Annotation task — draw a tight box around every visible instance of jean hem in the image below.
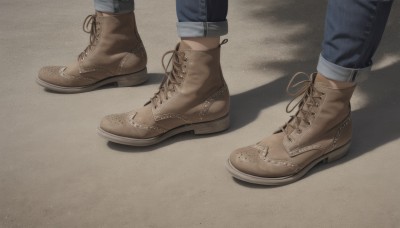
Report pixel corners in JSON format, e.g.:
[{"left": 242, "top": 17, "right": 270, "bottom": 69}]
[
  {"left": 177, "top": 21, "right": 228, "bottom": 37},
  {"left": 317, "top": 54, "right": 371, "bottom": 83},
  {"left": 94, "top": 0, "right": 134, "bottom": 14}
]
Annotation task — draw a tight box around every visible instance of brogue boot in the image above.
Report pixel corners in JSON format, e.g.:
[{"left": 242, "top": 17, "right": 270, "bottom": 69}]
[
  {"left": 98, "top": 40, "right": 230, "bottom": 146},
  {"left": 226, "top": 73, "right": 355, "bottom": 185},
  {"left": 37, "top": 12, "right": 147, "bottom": 93}
]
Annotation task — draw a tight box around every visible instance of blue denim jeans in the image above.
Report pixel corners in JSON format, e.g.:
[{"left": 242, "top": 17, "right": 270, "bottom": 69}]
[
  {"left": 94, "top": 0, "right": 134, "bottom": 14},
  {"left": 93, "top": 0, "right": 393, "bottom": 83},
  {"left": 317, "top": 0, "right": 393, "bottom": 82},
  {"left": 93, "top": 0, "right": 228, "bottom": 38}
]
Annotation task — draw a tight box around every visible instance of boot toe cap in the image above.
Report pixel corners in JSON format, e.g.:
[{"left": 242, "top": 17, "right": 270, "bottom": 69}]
[
  {"left": 229, "top": 146, "right": 264, "bottom": 176},
  {"left": 100, "top": 113, "right": 132, "bottom": 137},
  {"left": 38, "top": 66, "right": 94, "bottom": 88},
  {"left": 38, "top": 66, "right": 65, "bottom": 85},
  {"left": 100, "top": 111, "right": 161, "bottom": 139},
  {"left": 230, "top": 144, "right": 297, "bottom": 178}
]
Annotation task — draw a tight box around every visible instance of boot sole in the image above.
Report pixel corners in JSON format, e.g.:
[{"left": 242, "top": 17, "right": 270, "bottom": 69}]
[
  {"left": 36, "top": 68, "right": 148, "bottom": 93},
  {"left": 97, "top": 114, "right": 230, "bottom": 146},
  {"left": 225, "top": 141, "right": 351, "bottom": 186}
]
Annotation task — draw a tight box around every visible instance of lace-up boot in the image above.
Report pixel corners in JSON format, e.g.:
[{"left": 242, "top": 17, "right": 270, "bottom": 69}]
[
  {"left": 98, "top": 40, "right": 230, "bottom": 146},
  {"left": 226, "top": 73, "right": 355, "bottom": 185},
  {"left": 37, "top": 12, "right": 147, "bottom": 93}
]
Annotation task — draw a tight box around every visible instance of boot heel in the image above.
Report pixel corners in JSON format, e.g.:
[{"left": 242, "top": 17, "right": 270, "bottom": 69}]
[
  {"left": 323, "top": 142, "right": 351, "bottom": 163},
  {"left": 193, "top": 115, "right": 230, "bottom": 135},
  {"left": 117, "top": 68, "right": 148, "bottom": 87}
]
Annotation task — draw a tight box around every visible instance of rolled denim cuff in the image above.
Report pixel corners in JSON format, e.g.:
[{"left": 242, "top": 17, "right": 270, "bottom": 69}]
[
  {"left": 94, "top": 0, "right": 134, "bottom": 14},
  {"left": 177, "top": 21, "right": 228, "bottom": 38},
  {"left": 317, "top": 54, "right": 371, "bottom": 83}
]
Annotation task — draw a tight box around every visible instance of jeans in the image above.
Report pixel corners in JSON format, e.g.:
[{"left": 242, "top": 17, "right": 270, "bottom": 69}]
[
  {"left": 93, "top": 0, "right": 228, "bottom": 38},
  {"left": 317, "top": 0, "right": 393, "bottom": 82},
  {"left": 93, "top": 0, "right": 393, "bottom": 83}
]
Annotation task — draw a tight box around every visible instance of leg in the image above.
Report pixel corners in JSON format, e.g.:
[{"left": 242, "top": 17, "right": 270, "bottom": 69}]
[
  {"left": 37, "top": 0, "right": 148, "bottom": 93},
  {"left": 318, "top": 0, "right": 393, "bottom": 84},
  {"left": 98, "top": 0, "right": 230, "bottom": 146},
  {"left": 227, "top": 0, "right": 393, "bottom": 185}
]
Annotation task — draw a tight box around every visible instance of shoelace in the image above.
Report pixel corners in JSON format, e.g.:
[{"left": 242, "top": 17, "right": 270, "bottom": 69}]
[
  {"left": 282, "top": 72, "right": 325, "bottom": 141},
  {"left": 78, "top": 14, "right": 99, "bottom": 61},
  {"left": 150, "top": 49, "right": 187, "bottom": 109}
]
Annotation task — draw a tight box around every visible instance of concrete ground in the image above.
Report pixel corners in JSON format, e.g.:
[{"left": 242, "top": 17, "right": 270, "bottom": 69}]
[{"left": 1, "top": 0, "right": 400, "bottom": 227}]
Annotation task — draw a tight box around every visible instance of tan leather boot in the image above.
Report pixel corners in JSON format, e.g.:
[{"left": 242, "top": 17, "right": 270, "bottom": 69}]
[
  {"left": 37, "top": 12, "right": 147, "bottom": 93},
  {"left": 226, "top": 73, "right": 355, "bottom": 185},
  {"left": 98, "top": 41, "right": 230, "bottom": 146}
]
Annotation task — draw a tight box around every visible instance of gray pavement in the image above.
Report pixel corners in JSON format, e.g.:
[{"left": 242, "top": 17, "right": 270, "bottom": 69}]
[{"left": 1, "top": 0, "right": 400, "bottom": 227}]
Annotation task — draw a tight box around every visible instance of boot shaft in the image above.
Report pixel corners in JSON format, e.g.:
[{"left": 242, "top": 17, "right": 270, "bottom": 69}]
[
  {"left": 178, "top": 43, "right": 225, "bottom": 100},
  {"left": 153, "top": 43, "right": 229, "bottom": 122},
  {"left": 283, "top": 73, "right": 355, "bottom": 154},
  {"left": 92, "top": 12, "right": 144, "bottom": 56}
]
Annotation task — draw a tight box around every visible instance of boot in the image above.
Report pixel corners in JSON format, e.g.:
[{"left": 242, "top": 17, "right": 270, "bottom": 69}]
[
  {"left": 226, "top": 73, "right": 355, "bottom": 185},
  {"left": 37, "top": 12, "right": 147, "bottom": 93},
  {"left": 98, "top": 40, "right": 230, "bottom": 146}
]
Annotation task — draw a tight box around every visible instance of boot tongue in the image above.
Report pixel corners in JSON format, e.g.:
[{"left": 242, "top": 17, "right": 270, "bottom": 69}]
[
  {"left": 178, "top": 41, "right": 192, "bottom": 51},
  {"left": 314, "top": 73, "right": 331, "bottom": 88},
  {"left": 284, "top": 73, "right": 318, "bottom": 135},
  {"left": 314, "top": 73, "right": 356, "bottom": 89},
  {"left": 151, "top": 41, "right": 189, "bottom": 107}
]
